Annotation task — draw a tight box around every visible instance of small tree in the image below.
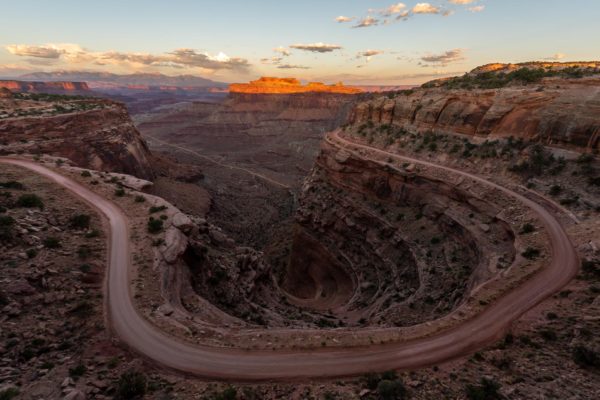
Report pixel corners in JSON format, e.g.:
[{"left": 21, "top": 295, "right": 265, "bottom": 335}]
[{"left": 115, "top": 371, "right": 147, "bottom": 399}]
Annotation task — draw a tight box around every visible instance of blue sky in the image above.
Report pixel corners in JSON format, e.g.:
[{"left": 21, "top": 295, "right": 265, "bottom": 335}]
[{"left": 1, "top": 0, "right": 599, "bottom": 84}]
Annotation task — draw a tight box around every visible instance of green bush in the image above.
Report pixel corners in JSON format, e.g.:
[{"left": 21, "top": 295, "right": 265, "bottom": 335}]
[
  {"left": 69, "top": 364, "right": 87, "bottom": 378},
  {"left": 80, "top": 170, "right": 92, "bottom": 177},
  {"left": 572, "top": 345, "right": 600, "bottom": 369},
  {"left": 521, "top": 247, "right": 540, "bottom": 260},
  {"left": 0, "top": 181, "right": 24, "bottom": 190},
  {"left": 16, "top": 193, "right": 44, "bottom": 209},
  {"left": 0, "top": 387, "right": 19, "bottom": 400},
  {"left": 0, "top": 215, "right": 15, "bottom": 241},
  {"left": 69, "top": 214, "right": 91, "bottom": 229},
  {"left": 115, "top": 187, "right": 126, "bottom": 197},
  {"left": 377, "top": 379, "right": 407, "bottom": 400},
  {"left": 147, "top": 217, "right": 164, "bottom": 234},
  {"left": 149, "top": 205, "right": 167, "bottom": 214},
  {"left": 134, "top": 195, "right": 146, "bottom": 203},
  {"left": 115, "top": 371, "right": 147, "bottom": 399},
  {"left": 520, "top": 223, "right": 535, "bottom": 234},
  {"left": 465, "top": 378, "right": 502, "bottom": 400},
  {"left": 43, "top": 236, "right": 61, "bottom": 248}
]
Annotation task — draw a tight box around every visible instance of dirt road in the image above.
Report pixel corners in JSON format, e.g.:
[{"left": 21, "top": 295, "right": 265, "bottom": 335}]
[{"left": 0, "top": 139, "right": 578, "bottom": 380}]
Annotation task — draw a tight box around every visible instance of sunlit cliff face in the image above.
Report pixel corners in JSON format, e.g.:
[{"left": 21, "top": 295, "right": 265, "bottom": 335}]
[{"left": 229, "top": 77, "right": 363, "bottom": 94}]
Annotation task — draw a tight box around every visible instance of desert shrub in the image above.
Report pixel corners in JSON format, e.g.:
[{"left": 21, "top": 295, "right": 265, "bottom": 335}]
[
  {"left": 114, "top": 187, "right": 126, "bottom": 197},
  {"left": 549, "top": 185, "right": 562, "bottom": 196},
  {"left": 80, "top": 170, "right": 92, "bottom": 177},
  {"left": 43, "top": 236, "right": 61, "bottom": 248},
  {"left": 134, "top": 195, "right": 146, "bottom": 203},
  {"left": 16, "top": 193, "right": 44, "bottom": 209},
  {"left": 0, "top": 181, "right": 24, "bottom": 190},
  {"left": 147, "top": 217, "right": 163, "bottom": 234},
  {"left": 85, "top": 229, "right": 100, "bottom": 238},
  {"left": 149, "top": 205, "right": 167, "bottom": 214},
  {"left": 69, "top": 301, "right": 94, "bottom": 318},
  {"left": 115, "top": 371, "right": 147, "bottom": 399},
  {"left": 465, "top": 378, "right": 502, "bottom": 400},
  {"left": 0, "top": 388, "right": 19, "bottom": 400},
  {"left": 377, "top": 379, "right": 407, "bottom": 400},
  {"left": 69, "top": 364, "right": 87, "bottom": 378},
  {"left": 26, "top": 248, "right": 37, "bottom": 258},
  {"left": 520, "top": 223, "right": 535, "bottom": 234},
  {"left": 521, "top": 247, "right": 540, "bottom": 260},
  {"left": 69, "top": 214, "right": 91, "bottom": 229},
  {"left": 0, "top": 215, "right": 15, "bottom": 241},
  {"left": 539, "top": 328, "right": 558, "bottom": 341},
  {"left": 77, "top": 245, "right": 92, "bottom": 259},
  {"left": 572, "top": 345, "right": 600, "bottom": 369}
]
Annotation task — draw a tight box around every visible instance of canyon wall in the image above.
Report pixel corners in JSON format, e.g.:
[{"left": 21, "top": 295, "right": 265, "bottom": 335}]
[
  {"left": 349, "top": 79, "right": 600, "bottom": 151},
  {"left": 0, "top": 99, "right": 155, "bottom": 179},
  {"left": 0, "top": 80, "right": 91, "bottom": 94},
  {"left": 229, "top": 77, "right": 362, "bottom": 95}
]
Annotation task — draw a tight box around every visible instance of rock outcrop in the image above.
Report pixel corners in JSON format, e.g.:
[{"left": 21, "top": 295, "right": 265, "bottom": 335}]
[
  {"left": 0, "top": 98, "right": 155, "bottom": 179},
  {"left": 348, "top": 79, "right": 600, "bottom": 151},
  {"left": 0, "top": 80, "right": 90, "bottom": 94},
  {"left": 229, "top": 77, "right": 362, "bottom": 94}
]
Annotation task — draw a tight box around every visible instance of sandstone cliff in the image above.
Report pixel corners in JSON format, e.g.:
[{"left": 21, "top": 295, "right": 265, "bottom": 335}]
[
  {"left": 0, "top": 97, "right": 155, "bottom": 179},
  {"left": 348, "top": 79, "right": 600, "bottom": 151},
  {"left": 229, "top": 77, "right": 362, "bottom": 94},
  {"left": 0, "top": 80, "right": 90, "bottom": 94}
]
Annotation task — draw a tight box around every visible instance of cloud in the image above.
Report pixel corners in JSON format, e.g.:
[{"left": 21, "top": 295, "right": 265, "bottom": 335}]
[
  {"left": 357, "top": 50, "right": 384, "bottom": 62},
  {"left": 396, "top": 10, "right": 411, "bottom": 20},
  {"left": 468, "top": 5, "right": 485, "bottom": 12},
  {"left": 260, "top": 56, "right": 284, "bottom": 65},
  {"left": 421, "top": 48, "right": 466, "bottom": 66},
  {"left": 277, "top": 64, "right": 310, "bottom": 69},
  {"left": 353, "top": 16, "right": 380, "bottom": 28},
  {"left": 289, "top": 42, "right": 342, "bottom": 53},
  {"left": 448, "top": 0, "right": 475, "bottom": 4},
  {"left": 273, "top": 46, "right": 291, "bottom": 56},
  {"left": 380, "top": 3, "right": 407, "bottom": 16},
  {"left": 335, "top": 15, "right": 355, "bottom": 23},
  {"left": 412, "top": 3, "right": 441, "bottom": 14},
  {"left": 5, "top": 43, "right": 250, "bottom": 71},
  {"left": 6, "top": 44, "right": 65, "bottom": 59},
  {"left": 545, "top": 53, "right": 567, "bottom": 61}
]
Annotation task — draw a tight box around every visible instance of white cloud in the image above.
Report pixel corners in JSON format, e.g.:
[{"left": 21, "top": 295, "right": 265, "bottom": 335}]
[
  {"left": 277, "top": 64, "right": 311, "bottom": 69},
  {"left": 335, "top": 15, "right": 355, "bottom": 23},
  {"left": 289, "top": 42, "right": 342, "bottom": 53},
  {"left": 545, "top": 53, "right": 567, "bottom": 61},
  {"left": 5, "top": 43, "right": 251, "bottom": 71},
  {"left": 468, "top": 5, "right": 485, "bottom": 12},
  {"left": 7, "top": 44, "right": 66, "bottom": 59},
  {"left": 353, "top": 16, "right": 380, "bottom": 28},
  {"left": 412, "top": 3, "right": 441, "bottom": 14},
  {"left": 448, "top": 0, "right": 476, "bottom": 4},
  {"left": 381, "top": 3, "right": 407, "bottom": 16},
  {"left": 273, "top": 46, "right": 290, "bottom": 56}
]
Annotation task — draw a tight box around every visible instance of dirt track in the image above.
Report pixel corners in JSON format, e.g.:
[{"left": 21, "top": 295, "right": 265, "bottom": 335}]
[{"left": 0, "top": 139, "right": 578, "bottom": 380}]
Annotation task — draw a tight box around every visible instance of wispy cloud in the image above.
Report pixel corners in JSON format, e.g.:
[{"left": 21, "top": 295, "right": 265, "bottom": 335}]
[
  {"left": 7, "top": 44, "right": 68, "bottom": 59},
  {"left": 277, "top": 64, "right": 311, "bottom": 69},
  {"left": 420, "top": 48, "right": 466, "bottom": 66},
  {"left": 353, "top": 16, "right": 380, "bottom": 28},
  {"left": 380, "top": 3, "right": 407, "bottom": 17},
  {"left": 448, "top": 0, "right": 476, "bottom": 4},
  {"left": 273, "top": 46, "right": 291, "bottom": 56},
  {"left": 468, "top": 5, "right": 485, "bottom": 12},
  {"left": 335, "top": 15, "right": 355, "bottom": 23},
  {"left": 357, "top": 50, "right": 384, "bottom": 62},
  {"left": 289, "top": 42, "right": 342, "bottom": 53},
  {"left": 5, "top": 43, "right": 250, "bottom": 71},
  {"left": 545, "top": 53, "right": 567, "bottom": 61}
]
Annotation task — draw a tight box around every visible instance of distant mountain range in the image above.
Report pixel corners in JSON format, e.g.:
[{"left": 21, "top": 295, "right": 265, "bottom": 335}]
[{"left": 18, "top": 71, "right": 228, "bottom": 88}]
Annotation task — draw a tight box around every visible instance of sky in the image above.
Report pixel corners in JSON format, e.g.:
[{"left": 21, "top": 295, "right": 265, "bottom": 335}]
[{"left": 0, "top": 0, "right": 599, "bottom": 85}]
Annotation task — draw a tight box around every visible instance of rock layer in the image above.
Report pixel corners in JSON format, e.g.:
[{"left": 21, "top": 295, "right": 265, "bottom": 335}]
[
  {"left": 349, "top": 80, "right": 600, "bottom": 151},
  {"left": 229, "top": 77, "right": 362, "bottom": 94}
]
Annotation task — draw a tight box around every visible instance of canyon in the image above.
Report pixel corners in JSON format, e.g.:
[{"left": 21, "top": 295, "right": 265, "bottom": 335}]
[{"left": 1, "top": 63, "right": 599, "bottom": 399}]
